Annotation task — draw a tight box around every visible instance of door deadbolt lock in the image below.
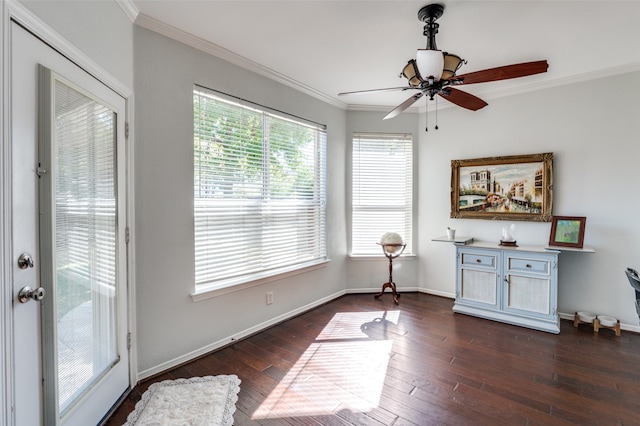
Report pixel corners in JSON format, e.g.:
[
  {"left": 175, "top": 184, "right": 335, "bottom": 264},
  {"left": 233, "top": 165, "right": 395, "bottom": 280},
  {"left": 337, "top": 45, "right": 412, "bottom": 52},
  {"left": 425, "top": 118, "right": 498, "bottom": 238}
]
[
  {"left": 17, "top": 253, "right": 35, "bottom": 269},
  {"left": 18, "top": 286, "right": 46, "bottom": 303}
]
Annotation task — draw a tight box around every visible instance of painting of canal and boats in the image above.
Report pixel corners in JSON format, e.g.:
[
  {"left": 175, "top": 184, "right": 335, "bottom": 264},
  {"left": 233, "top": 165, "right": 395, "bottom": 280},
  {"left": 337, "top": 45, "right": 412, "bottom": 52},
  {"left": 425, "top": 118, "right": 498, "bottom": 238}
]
[{"left": 450, "top": 152, "right": 553, "bottom": 222}]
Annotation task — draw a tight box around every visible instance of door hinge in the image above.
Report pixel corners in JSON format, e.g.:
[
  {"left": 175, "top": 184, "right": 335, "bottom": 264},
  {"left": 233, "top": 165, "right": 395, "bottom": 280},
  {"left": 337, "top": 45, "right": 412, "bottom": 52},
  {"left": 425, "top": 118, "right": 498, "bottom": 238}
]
[
  {"left": 125, "top": 122, "right": 129, "bottom": 139},
  {"left": 125, "top": 227, "right": 130, "bottom": 244},
  {"left": 127, "top": 332, "right": 132, "bottom": 350}
]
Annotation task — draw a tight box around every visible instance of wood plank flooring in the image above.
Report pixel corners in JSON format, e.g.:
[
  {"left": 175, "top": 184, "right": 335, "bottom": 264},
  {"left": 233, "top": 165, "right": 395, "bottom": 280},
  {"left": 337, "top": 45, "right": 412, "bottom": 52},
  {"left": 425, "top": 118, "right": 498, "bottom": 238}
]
[{"left": 104, "top": 293, "right": 640, "bottom": 425}]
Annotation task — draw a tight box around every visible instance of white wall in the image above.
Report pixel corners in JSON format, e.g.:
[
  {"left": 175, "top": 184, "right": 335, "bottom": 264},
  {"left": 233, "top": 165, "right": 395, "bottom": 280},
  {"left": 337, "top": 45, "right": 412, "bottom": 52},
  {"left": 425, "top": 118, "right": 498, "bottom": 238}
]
[
  {"left": 17, "top": 0, "right": 133, "bottom": 88},
  {"left": 417, "top": 72, "right": 640, "bottom": 327},
  {"left": 133, "top": 27, "right": 348, "bottom": 374}
]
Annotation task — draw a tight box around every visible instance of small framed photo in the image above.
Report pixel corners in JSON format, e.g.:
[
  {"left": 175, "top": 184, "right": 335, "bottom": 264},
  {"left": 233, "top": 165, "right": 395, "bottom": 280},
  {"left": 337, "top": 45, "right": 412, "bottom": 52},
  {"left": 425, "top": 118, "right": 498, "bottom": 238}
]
[{"left": 548, "top": 216, "right": 586, "bottom": 248}]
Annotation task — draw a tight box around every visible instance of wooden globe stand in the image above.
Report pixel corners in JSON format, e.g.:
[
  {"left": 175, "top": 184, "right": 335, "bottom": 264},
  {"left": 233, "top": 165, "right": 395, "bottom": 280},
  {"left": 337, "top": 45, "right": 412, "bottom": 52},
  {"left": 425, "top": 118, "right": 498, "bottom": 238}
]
[{"left": 374, "top": 243, "right": 406, "bottom": 305}]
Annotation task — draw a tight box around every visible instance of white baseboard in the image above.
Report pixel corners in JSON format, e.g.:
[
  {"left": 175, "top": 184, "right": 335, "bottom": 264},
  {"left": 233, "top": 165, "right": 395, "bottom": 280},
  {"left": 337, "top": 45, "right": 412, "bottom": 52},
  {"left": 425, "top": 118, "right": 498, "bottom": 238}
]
[
  {"left": 138, "top": 288, "right": 639, "bottom": 382},
  {"left": 137, "top": 289, "right": 346, "bottom": 380},
  {"left": 417, "top": 288, "right": 455, "bottom": 299},
  {"left": 345, "top": 286, "right": 421, "bottom": 294},
  {"left": 344, "top": 287, "right": 454, "bottom": 299}
]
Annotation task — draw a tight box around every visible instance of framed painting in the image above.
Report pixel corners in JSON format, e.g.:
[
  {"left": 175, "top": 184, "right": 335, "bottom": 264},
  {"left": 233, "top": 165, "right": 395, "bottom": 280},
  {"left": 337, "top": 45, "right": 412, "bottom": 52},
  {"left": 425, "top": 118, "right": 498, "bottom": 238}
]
[
  {"left": 450, "top": 152, "right": 553, "bottom": 221},
  {"left": 548, "top": 216, "right": 586, "bottom": 248}
]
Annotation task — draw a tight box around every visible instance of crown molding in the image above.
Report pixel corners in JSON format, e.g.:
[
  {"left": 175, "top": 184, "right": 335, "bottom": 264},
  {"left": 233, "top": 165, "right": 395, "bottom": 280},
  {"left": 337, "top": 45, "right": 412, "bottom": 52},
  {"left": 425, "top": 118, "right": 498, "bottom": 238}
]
[
  {"left": 345, "top": 104, "right": 421, "bottom": 114},
  {"left": 412, "top": 62, "right": 640, "bottom": 114},
  {"left": 134, "top": 13, "right": 345, "bottom": 110},
  {"left": 475, "top": 62, "right": 640, "bottom": 104},
  {"left": 6, "top": 0, "right": 132, "bottom": 98},
  {"left": 116, "top": 0, "right": 138, "bottom": 23},
  {"left": 130, "top": 9, "right": 640, "bottom": 116}
]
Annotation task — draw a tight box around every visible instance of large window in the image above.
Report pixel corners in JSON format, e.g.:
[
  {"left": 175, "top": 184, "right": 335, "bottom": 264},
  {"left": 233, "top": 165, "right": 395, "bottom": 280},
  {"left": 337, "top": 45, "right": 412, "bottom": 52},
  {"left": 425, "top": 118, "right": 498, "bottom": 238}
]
[
  {"left": 194, "top": 86, "right": 327, "bottom": 291},
  {"left": 352, "top": 133, "right": 413, "bottom": 255}
]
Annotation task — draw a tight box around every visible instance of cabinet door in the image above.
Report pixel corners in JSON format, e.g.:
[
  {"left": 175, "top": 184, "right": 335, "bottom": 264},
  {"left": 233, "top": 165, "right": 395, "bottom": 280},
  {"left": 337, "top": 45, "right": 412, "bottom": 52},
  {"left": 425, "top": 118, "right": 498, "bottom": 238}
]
[
  {"left": 503, "top": 252, "right": 556, "bottom": 319},
  {"left": 457, "top": 249, "right": 499, "bottom": 309}
]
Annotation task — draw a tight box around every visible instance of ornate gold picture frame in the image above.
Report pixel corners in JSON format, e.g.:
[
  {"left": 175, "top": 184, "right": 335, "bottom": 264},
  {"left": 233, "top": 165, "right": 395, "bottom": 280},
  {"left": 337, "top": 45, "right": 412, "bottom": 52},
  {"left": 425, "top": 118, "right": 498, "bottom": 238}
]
[{"left": 450, "top": 152, "right": 553, "bottom": 222}]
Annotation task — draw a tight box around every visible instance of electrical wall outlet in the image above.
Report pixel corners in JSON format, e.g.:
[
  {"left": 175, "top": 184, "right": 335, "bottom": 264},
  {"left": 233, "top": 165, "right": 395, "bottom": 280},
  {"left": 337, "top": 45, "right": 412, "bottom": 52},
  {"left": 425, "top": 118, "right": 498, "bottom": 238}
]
[{"left": 266, "top": 291, "right": 274, "bottom": 305}]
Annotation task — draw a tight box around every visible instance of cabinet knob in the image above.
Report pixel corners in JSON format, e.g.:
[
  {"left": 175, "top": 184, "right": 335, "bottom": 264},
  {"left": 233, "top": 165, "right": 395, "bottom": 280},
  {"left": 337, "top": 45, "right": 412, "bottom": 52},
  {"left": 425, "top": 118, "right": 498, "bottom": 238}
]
[
  {"left": 526, "top": 264, "right": 532, "bottom": 268},
  {"left": 476, "top": 259, "right": 481, "bottom": 263}
]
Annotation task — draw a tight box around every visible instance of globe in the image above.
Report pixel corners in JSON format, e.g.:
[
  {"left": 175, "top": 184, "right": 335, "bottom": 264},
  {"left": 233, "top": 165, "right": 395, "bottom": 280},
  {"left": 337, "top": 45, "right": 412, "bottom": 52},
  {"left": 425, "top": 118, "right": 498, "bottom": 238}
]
[{"left": 380, "top": 232, "right": 404, "bottom": 253}]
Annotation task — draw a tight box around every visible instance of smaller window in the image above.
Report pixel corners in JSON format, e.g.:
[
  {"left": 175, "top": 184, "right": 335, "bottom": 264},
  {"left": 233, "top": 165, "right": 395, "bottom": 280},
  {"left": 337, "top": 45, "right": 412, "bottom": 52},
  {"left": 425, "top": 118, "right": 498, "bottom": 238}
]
[{"left": 351, "top": 133, "right": 413, "bottom": 255}]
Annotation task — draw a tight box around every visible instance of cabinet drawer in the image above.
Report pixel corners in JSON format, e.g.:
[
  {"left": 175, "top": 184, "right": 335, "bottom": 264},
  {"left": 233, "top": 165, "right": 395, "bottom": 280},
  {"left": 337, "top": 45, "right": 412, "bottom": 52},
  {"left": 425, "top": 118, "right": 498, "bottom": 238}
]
[
  {"left": 508, "top": 257, "right": 549, "bottom": 274},
  {"left": 461, "top": 252, "right": 496, "bottom": 268}
]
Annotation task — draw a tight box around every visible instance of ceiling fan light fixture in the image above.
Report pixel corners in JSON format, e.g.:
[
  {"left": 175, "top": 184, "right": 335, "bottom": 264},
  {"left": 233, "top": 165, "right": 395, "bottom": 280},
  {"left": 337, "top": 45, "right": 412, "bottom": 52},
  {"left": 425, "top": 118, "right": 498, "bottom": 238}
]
[
  {"left": 401, "top": 60, "right": 423, "bottom": 87},
  {"left": 416, "top": 49, "right": 444, "bottom": 81},
  {"left": 442, "top": 53, "right": 465, "bottom": 80},
  {"left": 338, "top": 3, "right": 549, "bottom": 128}
]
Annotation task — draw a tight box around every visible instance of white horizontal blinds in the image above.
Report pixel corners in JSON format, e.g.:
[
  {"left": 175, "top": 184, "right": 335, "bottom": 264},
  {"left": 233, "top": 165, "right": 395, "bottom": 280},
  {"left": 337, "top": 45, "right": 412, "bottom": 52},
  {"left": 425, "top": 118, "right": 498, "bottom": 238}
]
[
  {"left": 194, "top": 88, "right": 327, "bottom": 287},
  {"left": 53, "top": 79, "right": 118, "bottom": 412},
  {"left": 352, "top": 133, "right": 413, "bottom": 255}
]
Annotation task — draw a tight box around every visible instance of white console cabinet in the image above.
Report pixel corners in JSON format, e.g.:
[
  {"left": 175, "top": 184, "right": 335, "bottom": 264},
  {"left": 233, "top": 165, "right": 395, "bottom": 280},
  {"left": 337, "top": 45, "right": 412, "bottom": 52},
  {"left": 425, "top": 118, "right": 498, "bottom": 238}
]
[{"left": 454, "top": 242, "right": 560, "bottom": 333}]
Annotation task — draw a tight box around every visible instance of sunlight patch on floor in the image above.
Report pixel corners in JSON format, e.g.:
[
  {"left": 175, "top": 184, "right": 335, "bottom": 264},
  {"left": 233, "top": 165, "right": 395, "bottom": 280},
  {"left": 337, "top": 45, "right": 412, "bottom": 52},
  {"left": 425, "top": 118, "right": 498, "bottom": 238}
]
[
  {"left": 253, "top": 311, "right": 400, "bottom": 419},
  {"left": 316, "top": 311, "right": 401, "bottom": 340}
]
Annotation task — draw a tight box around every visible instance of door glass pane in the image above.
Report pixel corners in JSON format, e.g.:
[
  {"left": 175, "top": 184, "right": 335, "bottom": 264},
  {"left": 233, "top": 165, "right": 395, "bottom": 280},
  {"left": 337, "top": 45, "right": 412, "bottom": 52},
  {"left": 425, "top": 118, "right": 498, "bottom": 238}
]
[{"left": 54, "top": 79, "right": 119, "bottom": 413}]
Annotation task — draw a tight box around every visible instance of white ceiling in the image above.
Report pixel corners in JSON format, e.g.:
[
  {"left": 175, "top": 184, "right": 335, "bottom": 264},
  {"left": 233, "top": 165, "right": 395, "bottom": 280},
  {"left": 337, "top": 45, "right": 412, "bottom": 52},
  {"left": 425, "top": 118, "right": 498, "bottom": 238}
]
[{"left": 130, "top": 0, "right": 640, "bottom": 114}]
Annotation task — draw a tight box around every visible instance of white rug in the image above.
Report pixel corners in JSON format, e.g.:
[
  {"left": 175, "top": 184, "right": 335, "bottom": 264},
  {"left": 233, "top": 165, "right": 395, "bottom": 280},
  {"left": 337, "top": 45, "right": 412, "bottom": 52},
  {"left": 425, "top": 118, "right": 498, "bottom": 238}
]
[{"left": 124, "top": 375, "right": 241, "bottom": 426}]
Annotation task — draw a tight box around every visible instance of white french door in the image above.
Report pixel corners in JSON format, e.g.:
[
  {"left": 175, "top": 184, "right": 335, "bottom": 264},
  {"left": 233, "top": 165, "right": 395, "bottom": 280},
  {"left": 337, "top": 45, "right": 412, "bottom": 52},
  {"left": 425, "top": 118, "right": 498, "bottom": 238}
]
[{"left": 10, "top": 22, "right": 130, "bottom": 425}]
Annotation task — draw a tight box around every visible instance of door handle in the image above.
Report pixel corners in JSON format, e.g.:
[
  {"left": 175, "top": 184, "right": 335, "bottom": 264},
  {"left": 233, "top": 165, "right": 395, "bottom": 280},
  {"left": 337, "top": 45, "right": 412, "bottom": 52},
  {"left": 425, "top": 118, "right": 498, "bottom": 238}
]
[{"left": 18, "top": 286, "right": 46, "bottom": 303}]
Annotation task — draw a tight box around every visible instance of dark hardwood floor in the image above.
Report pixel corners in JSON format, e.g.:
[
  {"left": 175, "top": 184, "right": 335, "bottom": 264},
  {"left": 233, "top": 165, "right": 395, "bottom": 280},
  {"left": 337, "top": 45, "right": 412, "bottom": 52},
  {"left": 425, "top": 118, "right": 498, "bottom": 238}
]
[{"left": 105, "top": 293, "right": 640, "bottom": 425}]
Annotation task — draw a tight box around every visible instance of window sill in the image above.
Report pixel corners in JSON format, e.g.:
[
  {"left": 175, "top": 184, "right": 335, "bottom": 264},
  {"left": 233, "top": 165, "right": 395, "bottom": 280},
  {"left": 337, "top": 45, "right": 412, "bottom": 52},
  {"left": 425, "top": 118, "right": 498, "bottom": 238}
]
[
  {"left": 191, "top": 259, "right": 330, "bottom": 302},
  {"left": 348, "top": 254, "right": 416, "bottom": 261}
]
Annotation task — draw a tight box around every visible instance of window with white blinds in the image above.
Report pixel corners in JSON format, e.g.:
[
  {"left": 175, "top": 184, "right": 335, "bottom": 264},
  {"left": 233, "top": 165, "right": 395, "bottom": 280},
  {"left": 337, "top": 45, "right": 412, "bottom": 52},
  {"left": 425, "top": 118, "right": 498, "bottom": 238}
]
[
  {"left": 352, "top": 133, "right": 413, "bottom": 255},
  {"left": 193, "top": 86, "right": 327, "bottom": 290}
]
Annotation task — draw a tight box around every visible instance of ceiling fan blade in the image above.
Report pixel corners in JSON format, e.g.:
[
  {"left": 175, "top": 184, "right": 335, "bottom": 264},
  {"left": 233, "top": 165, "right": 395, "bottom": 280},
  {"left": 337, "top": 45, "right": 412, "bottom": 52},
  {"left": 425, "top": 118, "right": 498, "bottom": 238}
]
[
  {"left": 383, "top": 92, "right": 424, "bottom": 120},
  {"left": 338, "top": 86, "right": 413, "bottom": 96},
  {"left": 439, "top": 88, "right": 488, "bottom": 111},
  {"left": 456, "top": 60, "right": 549, "bottom": 85}
]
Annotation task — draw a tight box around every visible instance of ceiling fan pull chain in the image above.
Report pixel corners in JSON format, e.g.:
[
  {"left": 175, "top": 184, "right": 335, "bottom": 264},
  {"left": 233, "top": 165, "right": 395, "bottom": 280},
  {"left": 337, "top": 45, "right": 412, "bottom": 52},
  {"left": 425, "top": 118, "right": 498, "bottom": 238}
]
[
  {"left": 435, "top": 96, "right": 439, "bottom": 130},
  {"left": 425, "top": 97, "right": 429, "bottom": 131}
]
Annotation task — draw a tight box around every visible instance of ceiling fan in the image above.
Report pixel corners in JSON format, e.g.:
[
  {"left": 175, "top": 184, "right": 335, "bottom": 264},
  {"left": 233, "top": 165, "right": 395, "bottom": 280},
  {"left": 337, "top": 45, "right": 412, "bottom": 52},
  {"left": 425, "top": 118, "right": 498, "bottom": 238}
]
[{"left": 338, "top": 3, "right": 549, "bottom": 122}]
